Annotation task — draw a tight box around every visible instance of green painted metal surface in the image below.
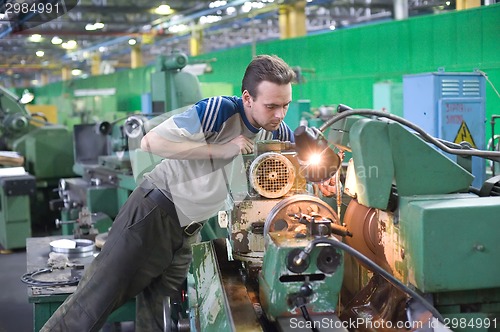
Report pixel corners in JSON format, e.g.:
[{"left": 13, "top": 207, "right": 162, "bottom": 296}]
[
  {"left": 87, "top": 187, "right": 119, "bottom": 219},
  {"left": 399, "top": 194, "right": 500, "bottom": 293},
  {"left": 29, "top": 295, "right": 136, "bottom": 332},
  {"left": 347, "top": 118, "right": 473, "bottom": 209},
  {"left": 349, "top": 119, "right": 394, "bottom": 210},
  {"left": 0, "top": 174, "right": 35, "bottom": 249},
  {"left": 0, "top": 193, "right": 31, "bottom": 249},
  {"left": 190, "top": 241, "right": 233, "bottom": 332},
  {"left": 12, "top": 127, "right": 74, "bottom": 180},
  {"left": 388, "top": 121, "right": 474, "bottom": 195},
  {"left": 259, "top": 232, "right": 343, "bottom": 321}
]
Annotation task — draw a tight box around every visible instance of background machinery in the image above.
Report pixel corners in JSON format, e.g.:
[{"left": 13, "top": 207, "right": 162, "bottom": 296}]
[
  {"left": 0, "top": 86, "right": 74, "bottom": 249},
  {"left": 53, "top": 51, "right": 204, "bottom": 240}
]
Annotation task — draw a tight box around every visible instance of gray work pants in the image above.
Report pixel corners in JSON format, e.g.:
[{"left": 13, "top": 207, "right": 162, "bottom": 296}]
[{"left": 41, "top": 187, "right": 197, "bottom": 332}]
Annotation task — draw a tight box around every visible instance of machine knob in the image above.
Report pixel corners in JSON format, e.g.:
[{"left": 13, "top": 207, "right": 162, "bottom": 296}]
[
  {"left": 96, "top": 121, "right": 113, "bottom": 135},
  {"left": 287, "top": 248, "right": 310, "bottom": 273},
  {"left": 316, "top": 246, "right": 342, "bottom": 274},
  {"left": 124, "top": 116, "right": 146, "bottom": 138},
  {"left": 4, "top": 113, "right": 29, "bottom": 132}
]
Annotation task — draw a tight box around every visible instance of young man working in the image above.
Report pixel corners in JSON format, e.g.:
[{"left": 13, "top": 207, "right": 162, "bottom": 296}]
[{"left": 42, "top": 54, "right": 296, "bottom": 331}]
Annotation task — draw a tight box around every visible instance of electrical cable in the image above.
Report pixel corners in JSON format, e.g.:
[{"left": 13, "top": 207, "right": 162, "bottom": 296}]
[
  {"left": 294, "top": 237, "right": 445, "bottom": 324},
  {"left": 21, "top": 268, "right": 80, "bottom": 287},
  {"left": 299, "top": 305, "right": 320, "bottom": 332},
  {"left": 477, "top": 70, "right": 500, "bottom": 99},
  {"left": 319, "top": 109, "right": 500, "bottom": 161}
]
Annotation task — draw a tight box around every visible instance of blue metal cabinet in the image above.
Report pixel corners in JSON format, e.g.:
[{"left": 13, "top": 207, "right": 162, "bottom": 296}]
[{"left": 403, "top": 70, "right": 486, "bottom": 188}]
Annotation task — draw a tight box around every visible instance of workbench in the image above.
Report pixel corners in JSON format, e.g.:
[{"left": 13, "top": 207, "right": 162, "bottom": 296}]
[{"left": 26, "top": 236, "right": 135, "bottom": 331}]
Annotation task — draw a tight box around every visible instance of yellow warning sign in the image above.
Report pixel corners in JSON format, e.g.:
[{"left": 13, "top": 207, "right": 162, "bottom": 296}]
[{"left": 454, "top": 121, "right": 476, "bottom": 148}]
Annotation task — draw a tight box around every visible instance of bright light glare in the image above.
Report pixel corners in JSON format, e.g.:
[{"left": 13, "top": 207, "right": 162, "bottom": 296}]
[
  {"left": 51, "top": 36, "right": 63, "bottom": 45},
  {"left": 36, "top": 50, "right": 44, "bottom": 57},
  {"left": 308, "top": 153, "right": 322, "bottom": 165},
  {"left": 62, "top": 40, "right": 78, "bottom": 50},
  {"left": 209, "top": 0, "right": 227, "bottom": 8},
  {"left": 155, "top": 4, "right": 173, "bottom": 15},
  {"left": 168, "top": 24, "right": 188, "bottom": 33},
  {"left": 29, "top": 34, "right": 43, "bottom": 42},
  {"left": 199, "top": 15, "right": 222, "bottom": 24},
  {"left": 85, "top": 23, "right": 97, "bottom": 31}
]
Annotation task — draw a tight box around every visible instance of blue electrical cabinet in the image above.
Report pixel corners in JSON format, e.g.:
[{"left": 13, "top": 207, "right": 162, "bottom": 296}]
[{"left": 403, "top": 70, "right": 486, "bottom": 188}]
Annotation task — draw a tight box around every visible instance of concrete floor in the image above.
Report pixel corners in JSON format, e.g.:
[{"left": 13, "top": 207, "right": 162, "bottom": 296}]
[
  {"left": 0, "top": 248, "right": 33, "bottom": 332},
  {"left": 0, "top": 242, "right": 135, "bottom": 332}
]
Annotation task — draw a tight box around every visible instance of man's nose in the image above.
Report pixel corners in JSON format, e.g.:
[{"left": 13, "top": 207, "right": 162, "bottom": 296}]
[{"left": 275, "top": 107, "right": 285, "bottom": 119}]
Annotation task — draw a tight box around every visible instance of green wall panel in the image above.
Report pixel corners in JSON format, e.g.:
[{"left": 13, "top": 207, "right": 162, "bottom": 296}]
[
  {"left": 456, "top": 11, "right": 483, "bottom": 66},
  {"left": 31, "top": 5, "right": 500, "bottom": 143},
  {"left": 482, "top": 7, "right": 500, "bottom": 65},
  {"left": 408, "top": 16, "right": 434, "bottom": 72},
  {"left": 432, "top": 14, "right": 457, "bottom": 68}
]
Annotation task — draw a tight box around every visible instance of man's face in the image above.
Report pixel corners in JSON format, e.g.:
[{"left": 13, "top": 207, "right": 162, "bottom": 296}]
[{"left": 243, "top": 81, "right": 292, "bottom": 131}]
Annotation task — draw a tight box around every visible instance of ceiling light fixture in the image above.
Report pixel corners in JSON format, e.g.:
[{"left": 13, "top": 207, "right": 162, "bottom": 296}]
[
  {"left": 36, "top": 50, "right": 45, "bottom": 57},
  {"left": 86, "top": 21, "right": 105, "bottom": 31},
  {"left": 128, "top": 39, "right": 137, "bottom": 45},
  {"left": 209, "top": 0, "right": 227, "bottom": 8},
  {"left": 62, "top": 40, "right": 78, "bottom": 50},
  {"left": 168, "top": 24, "right": 188, "bottom": 33},
  {"left": 85, "top": 23, "right": 97, "bottom": 31},
  {"left": 51, "top": 36, "right": 63, "bottom": 45},
  {"left": 29, "top": 34, "right": 43, "bottom": 42},
  {"left": 155, "top": 4, "right": 173, "bottom": 15}
]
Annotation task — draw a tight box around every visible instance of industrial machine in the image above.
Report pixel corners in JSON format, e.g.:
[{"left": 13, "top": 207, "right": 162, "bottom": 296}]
[
  {"left": 54, "top": 51, "right": 204, "bottom": 238},
  {"left": 182, "top": 105, "right": 500, "bottom": 332},
  {"left": 0, "top": 86, "right": 74, "bottom": 249},
  {"left": 327, "top": 107, "right": 500, "bottom": 331},
  {"left": 187, "top": 140, "right": 351, "bottom": 331}
]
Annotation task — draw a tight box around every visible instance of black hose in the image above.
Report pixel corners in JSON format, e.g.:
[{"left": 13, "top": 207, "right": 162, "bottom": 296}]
[
  {"left": 294, "top": 237, "right": 445, "bottom": 324},
  {"left": 320, "top": 109, "right": 500, "bottom": 161}
]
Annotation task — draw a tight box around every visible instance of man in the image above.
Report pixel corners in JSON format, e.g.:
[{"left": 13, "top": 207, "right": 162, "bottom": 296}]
[{"left": 42, "top": 54, "right": 296, "bottom": 331}]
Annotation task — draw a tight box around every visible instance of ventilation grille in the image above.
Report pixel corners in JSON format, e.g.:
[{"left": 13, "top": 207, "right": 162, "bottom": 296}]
[
  {"left": 249, "top": 152, "right": 295, "bottom": 198},
  {"left": 441, "top": 78, "right": 481, "bottom": 97}
]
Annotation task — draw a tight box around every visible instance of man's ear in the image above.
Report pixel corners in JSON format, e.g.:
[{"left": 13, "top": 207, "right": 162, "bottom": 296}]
[{"left": 242, "top": 90, "right": 252, "bottom": 106}]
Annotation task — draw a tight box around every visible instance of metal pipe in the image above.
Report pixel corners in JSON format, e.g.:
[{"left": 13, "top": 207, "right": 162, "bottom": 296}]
[{"left": 490, "top": 115, "right": 500, "bottom": 176}]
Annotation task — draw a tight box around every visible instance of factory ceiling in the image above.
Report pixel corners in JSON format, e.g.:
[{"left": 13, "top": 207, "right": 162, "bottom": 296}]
[{"left": 0, "top": 0, "right": 455, "bottom": 88}]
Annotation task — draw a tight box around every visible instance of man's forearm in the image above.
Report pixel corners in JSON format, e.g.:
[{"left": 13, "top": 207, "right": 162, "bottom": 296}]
[{"left": 140, "top": 132, "right": 237, "bottom": 160}]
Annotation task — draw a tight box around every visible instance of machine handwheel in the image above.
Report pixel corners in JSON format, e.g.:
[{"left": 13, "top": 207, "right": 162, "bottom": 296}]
[{"left": 263, "top": 194, "right": 338, "bottom": 248}]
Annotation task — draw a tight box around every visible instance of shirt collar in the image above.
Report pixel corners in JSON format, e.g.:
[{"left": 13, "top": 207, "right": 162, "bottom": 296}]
[{"left": 238, "top": 98, "right": 260, "bottom": 133}]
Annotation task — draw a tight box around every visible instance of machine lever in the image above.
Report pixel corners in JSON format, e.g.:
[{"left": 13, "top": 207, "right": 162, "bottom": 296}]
[{"left": 331, "top": 223, "right": 353, "bottom": 237}]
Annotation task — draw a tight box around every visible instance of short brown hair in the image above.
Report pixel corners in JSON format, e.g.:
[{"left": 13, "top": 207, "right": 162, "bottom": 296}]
[{"left": 241, "top": 55, "right": 296, "bottom": 98}]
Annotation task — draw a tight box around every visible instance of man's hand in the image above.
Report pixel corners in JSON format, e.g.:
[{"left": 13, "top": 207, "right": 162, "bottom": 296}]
[
  {"left": 225, "top": 135, "right": 254, "bottom": 156},
  {"left": 318, "top": 174, "right": 340, "bottom": 197}
]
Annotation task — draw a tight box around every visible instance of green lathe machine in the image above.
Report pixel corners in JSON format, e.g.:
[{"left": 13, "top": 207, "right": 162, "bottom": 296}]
[
  {"left": 183, "top": 107, "right": 500, "bottom": 332},
  {"left": 0, "top": 86, "right": 73, "bottom": 249}
]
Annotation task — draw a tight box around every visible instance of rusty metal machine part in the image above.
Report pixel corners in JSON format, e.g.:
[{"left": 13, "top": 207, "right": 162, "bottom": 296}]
[
  {"left": 263, "top": 194, "right": 338, "bottom": 247},
  {"left": 249, "top": 152, "right": 296, "bottom": 198},
  {"left": 343, "top": 198, "right": 390, "bottom": 271}
]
